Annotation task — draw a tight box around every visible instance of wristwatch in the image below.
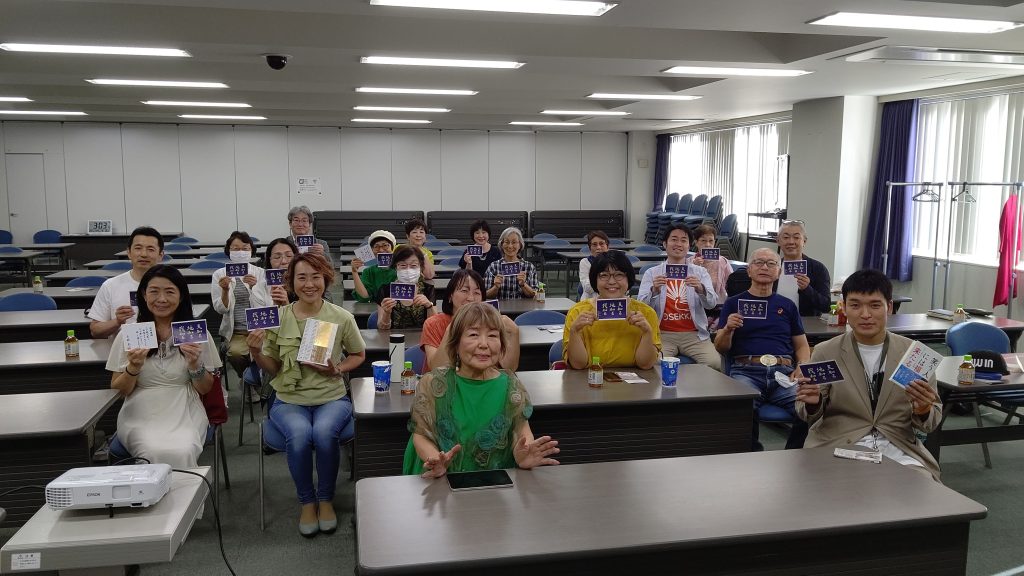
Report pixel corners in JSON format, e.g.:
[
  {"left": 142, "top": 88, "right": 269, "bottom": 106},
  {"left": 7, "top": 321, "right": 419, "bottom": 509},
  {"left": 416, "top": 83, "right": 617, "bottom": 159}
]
[{"left": 187, "top": 367, "right": 206, "bottom": 381}]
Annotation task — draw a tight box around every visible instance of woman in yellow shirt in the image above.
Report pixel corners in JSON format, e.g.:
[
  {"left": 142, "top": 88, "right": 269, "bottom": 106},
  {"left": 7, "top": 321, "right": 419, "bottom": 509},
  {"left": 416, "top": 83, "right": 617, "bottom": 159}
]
[{"left": 563, "top": 251, "right": 661, "bottom": 369}]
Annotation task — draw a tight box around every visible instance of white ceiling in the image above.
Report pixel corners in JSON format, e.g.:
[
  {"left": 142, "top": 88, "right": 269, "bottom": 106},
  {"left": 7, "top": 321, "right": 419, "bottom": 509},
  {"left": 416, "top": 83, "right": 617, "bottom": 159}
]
[{"left": 1, "top": 0, "right": 1023, "bottom": 131}]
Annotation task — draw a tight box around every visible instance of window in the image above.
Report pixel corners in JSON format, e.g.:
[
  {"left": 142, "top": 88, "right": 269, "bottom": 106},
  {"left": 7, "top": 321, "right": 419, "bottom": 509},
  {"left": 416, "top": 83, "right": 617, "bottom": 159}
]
[
  {"left": 666, "top": 121, "right": 790, "bottom": 232},
  {"left": 910, "top": 91, "right": 1024, "bottom": 265}
]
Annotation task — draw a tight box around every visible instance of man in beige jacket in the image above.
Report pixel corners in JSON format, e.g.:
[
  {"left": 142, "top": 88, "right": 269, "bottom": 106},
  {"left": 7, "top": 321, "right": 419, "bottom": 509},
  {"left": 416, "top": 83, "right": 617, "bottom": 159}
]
[{"left": 795, "top": 269, "right": 942, "bottom": 481}]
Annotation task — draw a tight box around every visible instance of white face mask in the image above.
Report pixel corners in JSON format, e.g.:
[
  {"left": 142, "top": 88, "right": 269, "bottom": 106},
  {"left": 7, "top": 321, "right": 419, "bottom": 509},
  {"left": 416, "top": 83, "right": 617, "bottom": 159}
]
[
  {"left": 396, "top": 268, "right": 420, "bottom": 284},
  {"left": 229, "top": 250, "right": 250, "bottom": 263}
]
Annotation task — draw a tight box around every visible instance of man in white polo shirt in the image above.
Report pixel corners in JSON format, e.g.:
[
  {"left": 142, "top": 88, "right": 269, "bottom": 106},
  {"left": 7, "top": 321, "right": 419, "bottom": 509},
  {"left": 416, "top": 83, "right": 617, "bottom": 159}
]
[{"left": 88, "top": 226, "right": 165, "bottom": 338}]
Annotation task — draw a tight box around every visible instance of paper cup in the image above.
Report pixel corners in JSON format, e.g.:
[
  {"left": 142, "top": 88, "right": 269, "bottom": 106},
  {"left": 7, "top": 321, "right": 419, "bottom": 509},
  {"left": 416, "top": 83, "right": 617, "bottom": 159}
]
[
  {"left": 661, "top": 356, "right": 680, "bottom": 387},
  {"left": 372, "top": 360, "right": 392, "bottom": 393}
]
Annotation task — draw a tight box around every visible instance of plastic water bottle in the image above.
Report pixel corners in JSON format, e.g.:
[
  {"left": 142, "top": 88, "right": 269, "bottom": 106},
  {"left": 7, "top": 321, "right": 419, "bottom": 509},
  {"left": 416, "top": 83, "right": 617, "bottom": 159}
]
[
  {"left": 958, "top": 355, "right": 975, "bottom": 386},
  {"left": 389, "top": 333, "right": 405, "bottom": 383},
  {"left": 33, "top": 276, "right": 43, "bottom": 293},
  {"left": 401, "top": 361, "right": 417, "bottom": 395},
  {"left": 64, "top": 330, "right": 79, "bottom": 358},
  {"left": 588, "top": 356, "right": 603, "bottom": 388}
]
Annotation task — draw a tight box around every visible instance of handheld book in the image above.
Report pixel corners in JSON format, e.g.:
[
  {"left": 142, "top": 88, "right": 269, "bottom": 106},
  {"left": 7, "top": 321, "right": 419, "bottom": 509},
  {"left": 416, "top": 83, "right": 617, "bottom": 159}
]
[
  {"left": 353, "top": 244, "right": 375, "bottom": 263},
  {"left": 297, "top": 319, "right": 338, "bottom": 366},
  {"left": 389, "top": 282, "right": 416, "bottom": 302},
  {"left": 225, "top": 263, "right": 248, "bottom": 278},
  {"left": 296, "top": 235, "right": 316, "bottom": 254},
  {"left": 245, "top": 306, "right": 281, "bottom": 331},
  {"left": 783, "top": 260, "right": 807, "bottom": 276},
  {"left": 467, "top": 245, "right": 483, "bottom": 257},
  {"left": 889, "top": 341, "right": 943, "bottom": 388},
  {"left": 738, "top": 299, "right": 768, "bottom": 319},
  {"left": 265, "top": 269, "right": 285, "bottom": 286},
  {"left": 700, "top": 248, "right": 720, "bottom": 261},
  {"left": 171, "top": 319, "right": 209, "bottom": 346},
  {"left": 665, "top": 264, "right": 688, "bottom": 280},
  {"left": 596, "top": 298, "right": 628, "bottom": 320},
  {"left": 122, "top": 322, "right": 157, "bottom": 350}
]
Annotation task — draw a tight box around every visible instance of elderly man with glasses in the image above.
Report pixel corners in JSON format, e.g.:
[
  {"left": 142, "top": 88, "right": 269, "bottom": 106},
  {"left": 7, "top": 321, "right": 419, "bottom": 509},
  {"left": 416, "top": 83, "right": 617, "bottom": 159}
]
[
  {"left": 287, "top": 205, "right": 334, "bottom": 267},
  {"left": 776, "top": 220, "right": 831, "bottom": 316},
  {"left": 715, "top": 248, "right": 811, "bottom": 451}
]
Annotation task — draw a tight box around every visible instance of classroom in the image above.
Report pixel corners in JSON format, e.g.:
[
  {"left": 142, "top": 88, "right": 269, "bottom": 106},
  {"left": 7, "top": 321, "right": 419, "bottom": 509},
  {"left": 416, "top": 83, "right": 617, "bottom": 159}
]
[{"left": 1, "top": 1, "right": 1024, "bottom": 575}]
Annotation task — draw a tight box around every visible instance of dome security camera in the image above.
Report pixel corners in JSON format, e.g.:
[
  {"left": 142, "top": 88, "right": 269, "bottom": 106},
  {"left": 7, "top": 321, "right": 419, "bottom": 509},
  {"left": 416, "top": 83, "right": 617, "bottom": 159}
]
[{"left": 265, "top": 54, "right": 289, "bottom": 70}]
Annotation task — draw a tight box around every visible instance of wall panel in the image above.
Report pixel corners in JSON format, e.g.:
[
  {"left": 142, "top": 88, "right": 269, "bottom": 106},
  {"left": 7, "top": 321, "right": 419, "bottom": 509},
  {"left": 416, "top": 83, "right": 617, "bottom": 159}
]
[
  {"left": 63, "top": 123, "right": 125, "bottom": 234},
  {"left": 179, "top": 125, "right": 237, "bottom": 241},
  {"left": 340, "top": 128, "right": 392, "bottom": 210},
  {"left": 441, "top": 131, "right": 488, "bottom": 211},
  {"left": 3, "top": 122, "right": 68, "bottom": 233},
  {"left": 234, "top": 126, "right": 289, "bottom": 241},
  {"left": 536, "top": 132, "right": 581, "bottom": 210},
  {"left": 582, "top": 132, "right": 627, "bottom": 210},
  {"left": 122, "top": 124, "right": 182, "bottom": 234},
  {"left": 288, "top": 126, "right": 342, "bottom": 212},
  {"left": 392, "top": 130, "right": 441, "bottom": 214},
  {"left": 488, "top": 132, "right": 535, "bottom": 211}
]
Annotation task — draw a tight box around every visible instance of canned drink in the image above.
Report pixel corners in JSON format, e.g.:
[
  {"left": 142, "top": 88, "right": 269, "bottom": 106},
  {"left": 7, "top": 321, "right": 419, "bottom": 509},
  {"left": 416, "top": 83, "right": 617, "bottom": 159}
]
[
  {"left": 372, "top": 360, "right": 391, "bottom": 393},
  {"left": 661, "top": 356, "right": 680, "bottom": 387}
]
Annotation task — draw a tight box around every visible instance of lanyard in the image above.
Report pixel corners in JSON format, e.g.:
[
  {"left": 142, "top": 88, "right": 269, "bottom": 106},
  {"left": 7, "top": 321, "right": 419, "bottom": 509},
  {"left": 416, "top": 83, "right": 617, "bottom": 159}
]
[{"left": 850, "top": 333, "right": 890, "bottom": 412}]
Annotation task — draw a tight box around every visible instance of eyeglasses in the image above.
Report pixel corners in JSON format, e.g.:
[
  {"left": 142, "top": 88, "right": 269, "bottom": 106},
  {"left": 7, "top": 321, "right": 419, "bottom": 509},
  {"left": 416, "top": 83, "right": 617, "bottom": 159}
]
[
  {"left": 597, "top": 272, "right": 627, "bottom": 282},
  {"left": 750, "top": 260, "right": 780, "bottom": 269}
]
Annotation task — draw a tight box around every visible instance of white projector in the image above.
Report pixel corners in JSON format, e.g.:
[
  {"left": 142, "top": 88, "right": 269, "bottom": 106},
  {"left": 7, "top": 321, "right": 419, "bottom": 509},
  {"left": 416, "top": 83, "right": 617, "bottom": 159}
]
[{"left": 45, "top": 464, "right": 172, "bottom": 511}]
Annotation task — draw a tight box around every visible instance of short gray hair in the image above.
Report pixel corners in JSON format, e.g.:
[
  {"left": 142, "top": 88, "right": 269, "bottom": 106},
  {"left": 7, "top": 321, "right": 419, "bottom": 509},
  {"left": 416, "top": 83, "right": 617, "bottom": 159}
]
[
  {"left": 497, "top": 227, "right": 524, "bottom": 254},
  {"left": 288, "top": 205, "right": 313, "bottom": 222},
  {"left": 748, "top": 247, "right": 780, "bottom": 267},
  {"left": 779, "top": 220, "right": 806, "bottom": 236}
]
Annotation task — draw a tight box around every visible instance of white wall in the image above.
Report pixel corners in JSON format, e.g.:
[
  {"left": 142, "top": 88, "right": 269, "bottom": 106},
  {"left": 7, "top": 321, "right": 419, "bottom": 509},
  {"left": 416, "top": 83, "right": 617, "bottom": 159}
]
[
  {"left": 0, "top": 122, "right": 627, "bottom": 243},
  {"left": 625, "top": 131, "right": 656, "bottom": 242},
  {"left": 893, "top": 256, "right": 1023, "bottom": 319}
]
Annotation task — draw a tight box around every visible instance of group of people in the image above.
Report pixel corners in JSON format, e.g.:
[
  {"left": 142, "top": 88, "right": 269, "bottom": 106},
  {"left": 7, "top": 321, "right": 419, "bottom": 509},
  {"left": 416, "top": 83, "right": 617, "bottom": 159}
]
[{"left": 87, "top": 210, "right": 942, "bottom": 538}]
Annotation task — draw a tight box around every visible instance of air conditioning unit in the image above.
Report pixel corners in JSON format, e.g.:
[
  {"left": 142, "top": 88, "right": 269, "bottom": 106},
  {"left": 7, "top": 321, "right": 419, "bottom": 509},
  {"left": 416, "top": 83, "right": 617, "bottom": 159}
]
[{"left": 844, "top": 45, "right": 1024, "bottom": 69}]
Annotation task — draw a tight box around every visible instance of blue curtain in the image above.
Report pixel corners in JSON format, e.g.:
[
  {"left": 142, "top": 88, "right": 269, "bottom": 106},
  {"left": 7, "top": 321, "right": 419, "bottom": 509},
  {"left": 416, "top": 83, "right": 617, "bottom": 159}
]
[
  {"left": 652, "top": 134, "right": 672, "bottom": 210},
  {"left": 861, "top": 99, "right": 918, "bottom": 281}
]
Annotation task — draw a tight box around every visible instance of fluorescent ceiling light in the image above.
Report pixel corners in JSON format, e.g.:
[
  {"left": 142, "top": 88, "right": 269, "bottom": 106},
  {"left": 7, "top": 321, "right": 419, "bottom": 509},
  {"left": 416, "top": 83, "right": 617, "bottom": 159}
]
[
  {"left": 352, "top": 118, "right": 432, "bottom": 124},
  {"left": 179, "top": 114, "right": 266, "bottom": 120},
  {"left": 143, "top": 100, "right": 250, "bottom": 107},
  {"left": 588, "top": 93, "right": 701, "bottom": 101},
  {"left": 361, "top": 56, "right": 524, "bottom": 69},
  {"left": 356, "top": 87, "right": 478, "bottom": 96},
  {"left": 354, "top": 106, "right": 450, "bottom": 113},
  {"left": 0, "top": 96, "right": 32, "bottom": 102},
  {"left": 87, "top": 79, "right": 228, "bottom": 88},
  {"left": 0, "top": 110, "right": 86, "bottom": 116},
  {"left": 663, "top": 66, "right": 811, "bottom": 77},
  {"left": 542, "top": 110, "right": 629, "bottom": 116},
  {"left": 369, "top": 0, "right": 615, "bottom": 17},
  {"left": 808, "top": 12, "right": 1021, "bottom": 34},
  {"left": 0, "top": 43, "right": 190, "bottom": 57},
  {"left": 509, "top": 121, "right": 583, "bottom": 126}
]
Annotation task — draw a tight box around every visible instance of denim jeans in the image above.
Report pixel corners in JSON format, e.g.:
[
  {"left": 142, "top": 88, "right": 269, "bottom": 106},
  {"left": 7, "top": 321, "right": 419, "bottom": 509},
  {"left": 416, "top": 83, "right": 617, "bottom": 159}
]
[
  {"left": 269, "top": 396, "right": 354, "bottom": 504},
  {"left": 728, "top": 363, "right": 808, "bottom": 451}
]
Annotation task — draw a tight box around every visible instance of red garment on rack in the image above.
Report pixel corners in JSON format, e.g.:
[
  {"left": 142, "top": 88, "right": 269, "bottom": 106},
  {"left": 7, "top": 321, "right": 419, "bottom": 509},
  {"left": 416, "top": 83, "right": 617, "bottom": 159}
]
[{"left": 994, "top": 194, "right": 1020, "bottom": 307}]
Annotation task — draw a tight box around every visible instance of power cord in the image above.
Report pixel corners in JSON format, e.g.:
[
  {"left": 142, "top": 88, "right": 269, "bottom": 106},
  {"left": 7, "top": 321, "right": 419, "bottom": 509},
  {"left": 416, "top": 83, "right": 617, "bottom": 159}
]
[
  {"left": 0, "top": 485, "right": 47, "bottom": 498},
  {"left": 172, "top": 469, "right": 237, "bottom": 576}
]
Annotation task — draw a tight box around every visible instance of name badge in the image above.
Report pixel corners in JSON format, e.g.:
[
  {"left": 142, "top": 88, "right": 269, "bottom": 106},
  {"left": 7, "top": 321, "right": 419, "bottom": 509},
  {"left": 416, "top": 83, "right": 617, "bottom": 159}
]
[
  {"left": 700, "top": 248, "right": 720, "bottom": 261},
  {"left": 500, "top": 262, "right": 521, "bottom": 277},
  {"left": 265, "top": 269, "right": 285, "bottom": 286},
  {"left": 245, "top": 306, "right": 281, "bottom": 331},
  {"left": 596, "top": 298, "right": 628, "bottom": 320},
  {"left": 467, "top": 245, "right": 483, "bottom": 257},
  {"left": 783, "top": 260, "right": 807, "bottom": 276},
  {"left": 171, "top": 319, "right": 209, "bottom": 346},
  {"left": 376, "top": 252, "right": 393, "bottom": 268},
  {"left": 738, "top": 299, "right": 768, "bottom": 319},
  {"left": 225, "top": 262, "right": 248, "bottom": 278},
  {"left": 389, "top": 282, "right": 416, "bottom": 302},
  {"left": 800, "top": 360, "right": 844, "bottom": 384},
  {"left": 665, "top": 264, "right": 688, "bottom": 280}
]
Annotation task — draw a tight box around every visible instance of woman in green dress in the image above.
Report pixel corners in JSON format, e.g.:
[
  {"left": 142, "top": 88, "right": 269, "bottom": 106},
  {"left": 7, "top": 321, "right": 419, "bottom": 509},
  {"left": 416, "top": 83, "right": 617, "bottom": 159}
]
[{"left": 402, "top": 302, "right": 560, "bottom": 477}]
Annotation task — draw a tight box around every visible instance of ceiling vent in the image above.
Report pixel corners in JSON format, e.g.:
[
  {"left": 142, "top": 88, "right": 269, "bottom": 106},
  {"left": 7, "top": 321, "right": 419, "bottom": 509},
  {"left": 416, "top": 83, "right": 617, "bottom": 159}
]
[{"left": 844, "top": 45, "right": 1024, "bottom": 68}]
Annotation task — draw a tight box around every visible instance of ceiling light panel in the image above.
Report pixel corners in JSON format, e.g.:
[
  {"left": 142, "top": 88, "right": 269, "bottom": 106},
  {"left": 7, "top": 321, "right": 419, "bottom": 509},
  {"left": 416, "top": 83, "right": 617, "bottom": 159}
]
[
  {"left": 143, "top": 100, "right": 250, "bottom": 107},
  {"left": 0, "top": 96, "right": 32, "bottom": 102},
  {"left": 0, "top": 43, "right": 190, "bottom": 57},
  {"left": 509, "top": 121, "right": 583, "bottom": 126},
  {"left": 87, "top": 79, "right": 228, "bottom": 88},
  {"left": 179, "top": 114, "right": 265, "bottom": 120},
  {"left": 542, "top": 110, "right": 629, "bottom": 116},
  {"left": 356, "top": 87, "right": 478, "bottom": 95},
  {"left": 663, "top": 66, "right": 811, "bottom": 77},
  {"left": 369, "top": 0, "right": 616, "bottom": 17},
  {"left": 361, "top": 56, "right": 524, "bottom": 69},
  {"left": 808, "top": 12, "right": 1021, "bottom": 34},
  {"left": 353, "top": 106, "right": 450, "bottom": 113},
  {"left": 588, "top": 93, "right": 701, "bottom": 101},
  {"left": 0, "top": 110, "right": 86, "bottom": 115},
  {"left": 352, "top": 118, "right": 432, "bottom": 124}
]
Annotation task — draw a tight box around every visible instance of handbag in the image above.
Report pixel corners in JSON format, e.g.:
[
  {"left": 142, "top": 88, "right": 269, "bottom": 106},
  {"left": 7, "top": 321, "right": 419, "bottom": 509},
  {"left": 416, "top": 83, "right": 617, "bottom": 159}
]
[{"left": 201, "top": 370, "right": 229, "bottom": 425}]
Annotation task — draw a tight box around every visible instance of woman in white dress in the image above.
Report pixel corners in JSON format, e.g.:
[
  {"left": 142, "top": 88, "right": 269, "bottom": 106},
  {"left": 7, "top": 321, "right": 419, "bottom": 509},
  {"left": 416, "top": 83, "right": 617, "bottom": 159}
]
[{"left": 106, "top": 265, "right": 222, "bottom": 469}]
